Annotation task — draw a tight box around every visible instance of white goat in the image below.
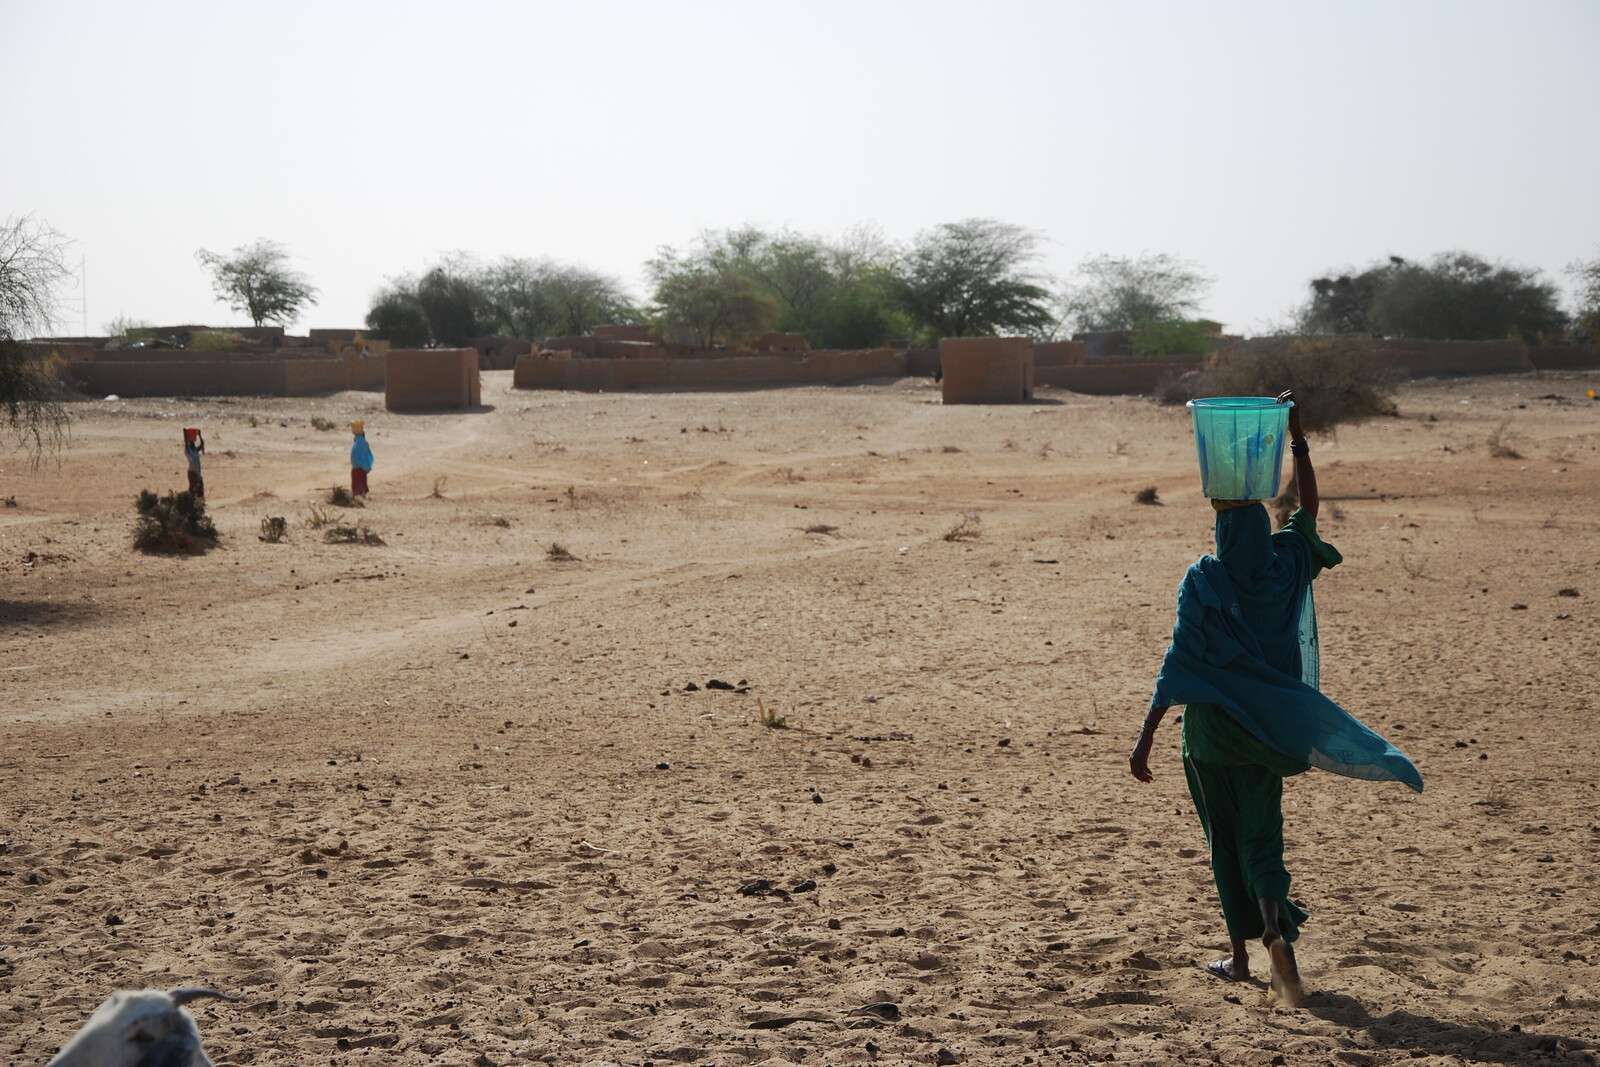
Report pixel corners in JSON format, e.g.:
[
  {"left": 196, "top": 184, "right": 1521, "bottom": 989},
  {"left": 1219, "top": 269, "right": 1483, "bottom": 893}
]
[{"left": 46, "top": 987, "right": 239, "bottom": 1067}]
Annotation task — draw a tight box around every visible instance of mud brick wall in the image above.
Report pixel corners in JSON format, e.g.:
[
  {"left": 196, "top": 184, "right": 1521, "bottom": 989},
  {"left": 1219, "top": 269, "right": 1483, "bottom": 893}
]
[
  {"left": 939, "top": 337, "right": 1033, "bottom": 404},
  {"left": 1036, "top": 356, "right": 1202, "bottom": 395},
  {"left": 385, "top": 349, "right": 480, "bottom": 411}
]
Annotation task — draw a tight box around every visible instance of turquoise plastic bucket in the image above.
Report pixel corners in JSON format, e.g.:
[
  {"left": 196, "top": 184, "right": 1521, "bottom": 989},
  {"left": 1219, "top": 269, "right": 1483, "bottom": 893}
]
[{"left": 1186, "top": 397, "right": 1292, "bottom": 500}]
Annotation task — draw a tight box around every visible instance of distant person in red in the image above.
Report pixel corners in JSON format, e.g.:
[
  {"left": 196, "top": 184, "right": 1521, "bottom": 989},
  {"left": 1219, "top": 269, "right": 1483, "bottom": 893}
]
[
  {"left": 183, "top": 428, "right": 205, "bottom": 498},
  {"left": 350, "top": 421, "right": 373, "bottom": 497}
]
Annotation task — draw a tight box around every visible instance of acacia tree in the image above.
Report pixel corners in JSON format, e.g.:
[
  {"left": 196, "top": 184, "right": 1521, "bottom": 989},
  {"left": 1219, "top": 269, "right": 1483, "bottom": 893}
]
[
  {"left": 1369, "top": 253, "right": 1564, "bottom": 342},
  {"left": 1300, "top": 252, "right": 1565, "bottom": 341},
  {"left": 0, "top": 215, "right": 71, "bottom": 461},
  {"left": 195, "top": 239, "right": 318, "bottom": 327},
  {"left": 704, "top": 225, "right": 906, "bottom": 348},
  {"left": 366, "top": 257, "right": 637, "bottom": 347},
  {"left": 365, "top": 279, "right": 431, "bottom": 348},
  {"left": 479, "top": 258, "right": 637, "bottom": 340},
  {"left": 646, "top": 246, "right": 780, "bottom": 347},
  {"left": 889, "top": 219, "right": 1054, "bottom": 341},
  {"left": 1059, "top": 252, "right": 1212, "bottom": 333},
  {"left": 1566, "top": 249, "right": 1600, "bottom": 341}
]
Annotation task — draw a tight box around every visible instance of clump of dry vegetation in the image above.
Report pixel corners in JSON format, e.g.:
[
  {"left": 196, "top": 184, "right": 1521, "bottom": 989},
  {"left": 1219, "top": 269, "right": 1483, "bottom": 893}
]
[
  {"left": 259, "top": 515, "right": 288, "bottom": 543},
  {"left": 804, "top": 523, "right": 839, "bottom": 536},
  {"left": 943, "top": 512, "right": 982, "bottom": 542},
  {"left": 303, "top": 503, "right": 337, "bottom": 529},
  {"left": 1157, "top": 337, "right": 1396, "bottom": 432},
  {"left": 430, "top": 476, "right": 448, "bottom": 498},
  {"left": 1134, "top": 486, "right": 1162, "bottom": 506},
  {"left": 325, "top": 522, "right": 384, "bottom": 545},
  {"left": 328, "top": 486, "right": 363, "bottom": 507},
  {"left": 1486, "top": 420, "right": 1521, "bottom": 459},
  {"left": 546, "top": 542, "right": 576, "bottom": 561},
  {"left": 755, "top": 698, "right": 788, "bottom": 729},
  {"left": 133, "top": 489, "right": 218, "bottom": 554}
]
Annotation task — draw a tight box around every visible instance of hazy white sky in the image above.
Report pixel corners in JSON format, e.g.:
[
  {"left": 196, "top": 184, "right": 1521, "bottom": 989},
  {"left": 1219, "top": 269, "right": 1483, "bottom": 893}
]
[{"left": 4, "top": 0, "right": 1597, "bottom": 337}]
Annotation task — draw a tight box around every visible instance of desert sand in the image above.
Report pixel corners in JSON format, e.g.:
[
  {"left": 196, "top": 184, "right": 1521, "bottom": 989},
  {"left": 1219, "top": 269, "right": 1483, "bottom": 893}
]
[{"left": 2, "top": 370, "right": 1598, "bottom": 1066}]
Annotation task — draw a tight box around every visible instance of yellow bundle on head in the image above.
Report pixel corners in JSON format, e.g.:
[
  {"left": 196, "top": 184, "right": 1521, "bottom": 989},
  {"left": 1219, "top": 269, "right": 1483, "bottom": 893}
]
[{"left": 351, "top": 420, "right": 365, "bottom": 435}]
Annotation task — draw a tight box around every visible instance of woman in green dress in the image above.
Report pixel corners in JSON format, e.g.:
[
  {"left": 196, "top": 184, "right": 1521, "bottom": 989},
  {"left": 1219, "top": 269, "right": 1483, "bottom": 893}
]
[{"left": 1130, "top": 391, "right": 1421, "bottom": 1006}]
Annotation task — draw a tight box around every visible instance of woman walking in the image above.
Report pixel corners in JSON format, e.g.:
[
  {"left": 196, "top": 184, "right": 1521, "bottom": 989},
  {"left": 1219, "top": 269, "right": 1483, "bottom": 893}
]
[{"left": 1129, "top": 391, "right": 1421, "bottom": 1007}]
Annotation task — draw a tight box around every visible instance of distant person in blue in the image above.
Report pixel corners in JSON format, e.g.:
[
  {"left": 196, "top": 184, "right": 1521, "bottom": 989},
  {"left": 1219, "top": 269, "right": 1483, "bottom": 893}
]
[
  {"left": 183, "top": 427, "right": 205, "bottom": 498},
  {"left": 1129, "top": 390, "right": 1421, "bottom": 1008},
  {"left": 350, "top": 420, "right": 373, "bottom": 497}
]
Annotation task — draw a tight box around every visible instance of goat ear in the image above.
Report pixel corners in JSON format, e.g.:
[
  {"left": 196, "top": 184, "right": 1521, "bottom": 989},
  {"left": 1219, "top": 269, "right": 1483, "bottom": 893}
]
[{"left": 165, "top": 987, "right": 241, "bottom": 1006}]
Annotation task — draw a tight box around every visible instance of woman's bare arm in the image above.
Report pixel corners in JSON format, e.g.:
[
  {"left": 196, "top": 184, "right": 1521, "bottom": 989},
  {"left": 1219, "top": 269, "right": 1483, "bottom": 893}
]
[{"left": 1278, "top": 390, "right": 1317, "bottom": 520}]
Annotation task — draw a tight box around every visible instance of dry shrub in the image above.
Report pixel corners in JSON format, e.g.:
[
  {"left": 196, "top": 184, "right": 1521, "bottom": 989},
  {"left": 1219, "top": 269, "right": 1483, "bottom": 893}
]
[
  {"left": 943, "top": 512, "right": 981, "bottom": 542},
  {"left": 325, "top": 522, "right": 384, "bottom": 545},
  {"left": 328, "top": 486, "right": 363, "bottom": 507},
  {"left": 1486, "top": 420, "right": 1521, "bottom": 459},
  {"left": 1134, "top": 486, "right": 1162, "bottom": 506},
  {"left": 1153, "top": 370, "right": 1210, "bottom": 407},
  {"left": 133, "top": 489, "right": 218, "bottom": 554},
  {"left": 259, "top": 516, "right": 288, "bottom": 543},
  {"left": 303, "top": 503, "right": 337, "bottom": 529},
  {"left": 1164, "top": 337, "right": 1397, "bottom": 433},
  {"left": 804, "top": 523, "right": 839, "bottom": 535},
  {"left": 546, "top": 542, "right": 576, "bottom": 561}
]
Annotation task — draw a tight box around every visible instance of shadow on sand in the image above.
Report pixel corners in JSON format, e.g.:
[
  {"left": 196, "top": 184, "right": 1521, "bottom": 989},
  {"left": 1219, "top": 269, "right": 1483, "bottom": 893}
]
[
  {"left": 0, "top": 597, "right": 103, "bottom": 631},
  {"left": 1305, "top": 991, "right": 1595, "bottom": 1065}
]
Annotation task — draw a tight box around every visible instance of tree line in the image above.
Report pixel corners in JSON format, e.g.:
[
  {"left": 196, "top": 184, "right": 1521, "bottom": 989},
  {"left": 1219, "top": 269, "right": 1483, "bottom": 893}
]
[
  {"left": 4, "top": 212, "right": 1600, "bottom": 461},
  {"left": 145, "top": 223, "right": 1600, "bottom": 354}
]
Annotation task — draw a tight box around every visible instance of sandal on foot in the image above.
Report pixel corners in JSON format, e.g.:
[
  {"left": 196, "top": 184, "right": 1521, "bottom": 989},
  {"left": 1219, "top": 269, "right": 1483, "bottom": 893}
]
[{"left": 1205, "top": 958, "right": 1243, "bottom": 983}]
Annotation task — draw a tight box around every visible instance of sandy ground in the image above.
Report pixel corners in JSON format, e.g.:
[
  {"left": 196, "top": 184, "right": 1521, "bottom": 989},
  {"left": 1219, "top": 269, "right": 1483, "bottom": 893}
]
[{"left": 2, "top": 369, "right": 1599, "bottom": 1067}]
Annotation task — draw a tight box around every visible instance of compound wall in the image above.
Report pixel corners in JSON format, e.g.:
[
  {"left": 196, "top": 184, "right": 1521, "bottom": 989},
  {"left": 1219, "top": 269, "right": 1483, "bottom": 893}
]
[
  {"left": 513, "top": 349, "right": 907, "bottom": 392},
  {"left": 1529, "top": 344, "right": 1600, "bottom": 371},
  {"left": 1033, "top": 341, "right": 1086, "bottom": 367},
  {"left": 68, "top": 353, "right": 385, "bottom": 397},
  {"left": 1036, "top": 356, "right": 1202, "bottom": 395},
  {"left": 939, "top": 337, "right": 1033, "bottom": 404},
  {"left": 385, "top": 349, "right": 481, "bottom": 411}
]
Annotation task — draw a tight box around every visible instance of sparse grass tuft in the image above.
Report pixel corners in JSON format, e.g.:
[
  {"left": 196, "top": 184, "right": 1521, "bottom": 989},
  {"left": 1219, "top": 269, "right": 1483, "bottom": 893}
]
[
  {"left": 546, "top": 542, "right": 576, "bottom": 561},
  {"left": 431, "top": 476, "right": 448, "bottom": 498},
  {"left": 1134, "top": 486, "right": 1162, "bottom": 506},
  {"left": 259, "top": 516, "right": 288, "bottom": 543},
  {"left": 1487, "top": 420, "right": 1522, "bottom": 460},
  {"left": 941, "top": 445, "right": 963, "bottom": 454},
  {"left": 1477, "top": 781, "right": 1516, "bottom": 812},
  {"left": 943, "top": 512, "right": 982, "bottom": 542},
  {"left": 134, "top": 489, "right": 218, "bottom": 555},
  {"left": 804, "top": 523, "right": 839, "bottom": 535},
  {"left": 325, "top": 522, "right": 384, "bottom": 545},
  {"left": 310, "top": 416, "right": 336, "bottom": 432},
  {"left": 303, "top": 503, "right": 337, "bottom": 529},
  {"left": 329, "top": 486, "right": 363, "bottom": 507},
  {"left": 755, "top": 698, "right": 788, "bottom": 729}
]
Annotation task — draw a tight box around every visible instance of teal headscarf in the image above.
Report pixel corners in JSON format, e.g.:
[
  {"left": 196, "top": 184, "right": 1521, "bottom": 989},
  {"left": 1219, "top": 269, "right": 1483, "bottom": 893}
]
[{"left": 1151, "top": 505, "right": 1423, "bottom": 792}]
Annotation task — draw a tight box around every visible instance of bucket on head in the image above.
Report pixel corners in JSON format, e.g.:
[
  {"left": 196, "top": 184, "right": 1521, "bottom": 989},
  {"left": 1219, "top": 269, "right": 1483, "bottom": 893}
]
[
  {"left": 351, "top": 420, "right": 365, "bottom": 435},
  {"left": 183, "top": 427, "right": 200, "bottom": 444},
  {"left": 1186, "top": 397, "right": 1292, "bottom": 501}
]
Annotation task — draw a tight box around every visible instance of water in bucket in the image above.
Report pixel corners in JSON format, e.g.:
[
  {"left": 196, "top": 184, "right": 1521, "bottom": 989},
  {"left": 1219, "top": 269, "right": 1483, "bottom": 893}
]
[{"left": 1186, "top": 397, "right": 1292, "bottom": 500}]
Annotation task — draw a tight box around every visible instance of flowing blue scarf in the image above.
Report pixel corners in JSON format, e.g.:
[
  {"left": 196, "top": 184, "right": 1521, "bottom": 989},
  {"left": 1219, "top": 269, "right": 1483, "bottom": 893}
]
[{"left": 1151, "top": 504, "right": 1423, "bottom": 793}]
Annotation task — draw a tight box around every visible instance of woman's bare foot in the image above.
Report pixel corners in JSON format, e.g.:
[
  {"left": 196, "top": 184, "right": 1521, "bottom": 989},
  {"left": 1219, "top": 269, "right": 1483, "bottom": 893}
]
[{"left": 1264, "top": 935, "right": 1304, "bottom": 1008}]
